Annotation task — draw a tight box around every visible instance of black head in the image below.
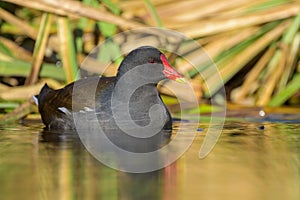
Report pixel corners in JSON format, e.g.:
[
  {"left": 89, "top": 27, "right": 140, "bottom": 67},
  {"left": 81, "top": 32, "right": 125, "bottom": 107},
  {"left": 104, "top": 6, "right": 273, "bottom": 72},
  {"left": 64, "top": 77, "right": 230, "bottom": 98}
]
[{"left": 117, "top": 46, "right": 184, "bottom": 83}]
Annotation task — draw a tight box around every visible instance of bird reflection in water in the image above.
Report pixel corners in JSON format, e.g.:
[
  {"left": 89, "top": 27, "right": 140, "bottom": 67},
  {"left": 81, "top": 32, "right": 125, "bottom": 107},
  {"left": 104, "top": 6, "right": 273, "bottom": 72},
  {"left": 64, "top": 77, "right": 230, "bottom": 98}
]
[{"left": 39, "top": 128, "right": 175, "bottom": 200}]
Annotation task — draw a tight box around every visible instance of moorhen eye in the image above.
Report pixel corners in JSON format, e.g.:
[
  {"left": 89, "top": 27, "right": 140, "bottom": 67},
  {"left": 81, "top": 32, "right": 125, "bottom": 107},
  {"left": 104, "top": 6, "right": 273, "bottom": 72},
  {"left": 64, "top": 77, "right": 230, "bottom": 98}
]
[{"left": 148, "top": 58, "right": 155, "bottom": 63}]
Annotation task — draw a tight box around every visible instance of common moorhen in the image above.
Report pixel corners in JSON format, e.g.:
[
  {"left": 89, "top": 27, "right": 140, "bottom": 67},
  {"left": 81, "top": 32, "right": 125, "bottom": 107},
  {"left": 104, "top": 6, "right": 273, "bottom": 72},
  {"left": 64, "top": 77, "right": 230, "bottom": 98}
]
[{"left": 35, "top": 46, "right": 184, "bottom": 131}]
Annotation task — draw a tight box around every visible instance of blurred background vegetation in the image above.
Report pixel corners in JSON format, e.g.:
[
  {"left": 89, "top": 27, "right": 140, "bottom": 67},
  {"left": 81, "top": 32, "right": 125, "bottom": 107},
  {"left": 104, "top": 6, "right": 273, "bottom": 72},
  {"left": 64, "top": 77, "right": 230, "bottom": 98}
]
[{"left": 0, "top": 0, "right": 299, "bottom": 122}]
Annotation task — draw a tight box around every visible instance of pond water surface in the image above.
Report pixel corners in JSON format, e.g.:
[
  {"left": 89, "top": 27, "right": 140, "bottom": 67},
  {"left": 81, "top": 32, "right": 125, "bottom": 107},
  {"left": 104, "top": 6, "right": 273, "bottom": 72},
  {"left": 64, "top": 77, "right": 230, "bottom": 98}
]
[{"left": 0, "top": 114, "right": 299, "bottom": 200}]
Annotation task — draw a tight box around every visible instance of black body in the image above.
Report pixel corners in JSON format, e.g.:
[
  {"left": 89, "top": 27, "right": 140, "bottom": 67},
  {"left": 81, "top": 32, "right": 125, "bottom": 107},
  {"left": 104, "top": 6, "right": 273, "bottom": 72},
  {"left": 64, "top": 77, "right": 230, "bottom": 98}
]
[{"left": 37, "top": 46, "right": 174, "bottom": 131}]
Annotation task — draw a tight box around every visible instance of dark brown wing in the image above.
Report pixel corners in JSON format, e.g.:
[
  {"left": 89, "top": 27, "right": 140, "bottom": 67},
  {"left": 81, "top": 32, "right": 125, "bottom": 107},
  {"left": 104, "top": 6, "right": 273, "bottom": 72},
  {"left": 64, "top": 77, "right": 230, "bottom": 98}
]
[{"left": 37, "top": 76, "right": 115, "bottom": 128}]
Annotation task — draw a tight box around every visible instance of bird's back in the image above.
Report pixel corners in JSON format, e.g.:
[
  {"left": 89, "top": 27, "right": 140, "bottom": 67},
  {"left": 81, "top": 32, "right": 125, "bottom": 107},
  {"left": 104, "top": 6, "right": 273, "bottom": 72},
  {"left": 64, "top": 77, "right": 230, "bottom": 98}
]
[{"left": 37, "top": 76, "right": 115, "bottom": 129}]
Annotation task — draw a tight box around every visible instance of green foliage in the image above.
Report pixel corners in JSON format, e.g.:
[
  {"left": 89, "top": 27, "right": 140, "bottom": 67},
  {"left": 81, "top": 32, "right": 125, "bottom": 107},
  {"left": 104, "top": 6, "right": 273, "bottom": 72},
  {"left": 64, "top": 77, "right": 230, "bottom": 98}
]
[
  {"left": 0, "top": 41, "right": 13, "bottom": 57},
  {"left": 269, "top": 73, "right": 300, "bottom": 106},
  {"left": 0, "top": 60, "right": 66, "bottom": 81},
  {"left": 246, "top": 0, "right": 291, "bottom": 13},
  {"left": 144, "top": 0, "right": 163, "bottom": 27}
]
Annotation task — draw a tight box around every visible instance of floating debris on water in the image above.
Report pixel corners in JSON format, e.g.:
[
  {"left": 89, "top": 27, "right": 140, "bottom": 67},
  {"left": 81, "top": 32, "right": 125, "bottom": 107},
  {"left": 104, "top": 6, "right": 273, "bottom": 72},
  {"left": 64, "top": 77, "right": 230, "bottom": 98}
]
[
  {"left": 197, "top": 128, "right": 204, "bottom": 132},
  {"left": 259, "top": 109, "right": 266, "bottom": 117}
]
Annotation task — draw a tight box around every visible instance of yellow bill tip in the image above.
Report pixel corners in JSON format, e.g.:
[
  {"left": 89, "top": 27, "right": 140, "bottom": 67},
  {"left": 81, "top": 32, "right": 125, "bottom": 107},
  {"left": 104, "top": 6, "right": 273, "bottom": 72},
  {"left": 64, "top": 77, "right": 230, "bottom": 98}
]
[{"left": 175, "top": 77, "right": 186, "bottom": 83}]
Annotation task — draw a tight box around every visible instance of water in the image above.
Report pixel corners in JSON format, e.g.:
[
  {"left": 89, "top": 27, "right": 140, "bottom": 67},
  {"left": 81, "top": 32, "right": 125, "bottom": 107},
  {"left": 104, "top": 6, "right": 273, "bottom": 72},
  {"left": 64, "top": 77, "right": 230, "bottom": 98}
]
[{"left": 0, "top": 118, "right": 299, "bottom": 200}]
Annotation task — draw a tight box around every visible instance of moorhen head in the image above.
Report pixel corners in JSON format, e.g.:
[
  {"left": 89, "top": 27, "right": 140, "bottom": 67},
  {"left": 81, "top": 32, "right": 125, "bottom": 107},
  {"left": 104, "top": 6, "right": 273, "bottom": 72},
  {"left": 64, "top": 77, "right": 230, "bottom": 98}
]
[
  {"left": 117, "top": 46, "right": 184, "bottom": 83},
  {"left": 35, "top": 46, "right": 185, "bottom": 131}
]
